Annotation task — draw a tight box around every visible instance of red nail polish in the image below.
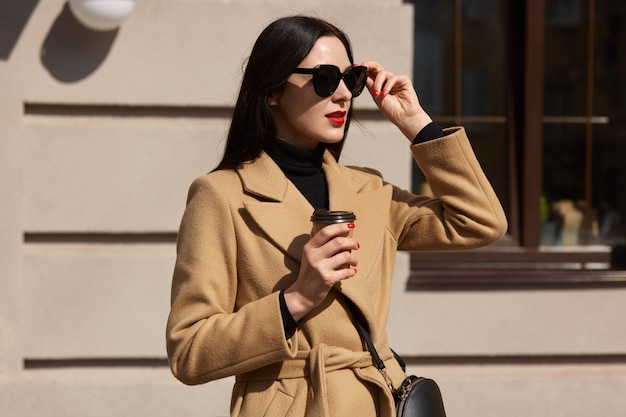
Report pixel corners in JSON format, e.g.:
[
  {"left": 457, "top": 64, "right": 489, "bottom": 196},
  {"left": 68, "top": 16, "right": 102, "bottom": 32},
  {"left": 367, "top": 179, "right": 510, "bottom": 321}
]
[
  {"left": 357, "top": 242, "right": 361, "bottom": 249},
  {"left": 353, "top": 268, "right": 358, "bottom": 274},
  {"left": 373, "top": 89, "right": 379, "bottom": 97},
  {"left": 381, "top": 90, "right": 386, "bottom": 97},
  {"left": 347, "top": 223, "right": 355, "bottom": 229}
]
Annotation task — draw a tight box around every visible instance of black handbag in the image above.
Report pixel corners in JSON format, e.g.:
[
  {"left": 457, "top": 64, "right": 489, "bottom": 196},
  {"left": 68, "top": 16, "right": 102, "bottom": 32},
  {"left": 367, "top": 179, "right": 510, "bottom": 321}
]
[
  {"left": 393, "top": 375, "right": 447, "bottom": 417},
  {"left": 348, "top": 301, "right": 447, "bottom": 417}
]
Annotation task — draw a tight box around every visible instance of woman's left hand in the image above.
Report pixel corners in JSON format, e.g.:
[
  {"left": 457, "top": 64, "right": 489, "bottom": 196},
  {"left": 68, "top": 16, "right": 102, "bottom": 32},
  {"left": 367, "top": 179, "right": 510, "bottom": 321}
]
[{"left": 358, "top": 61, "right": 433, "bottom": 142}]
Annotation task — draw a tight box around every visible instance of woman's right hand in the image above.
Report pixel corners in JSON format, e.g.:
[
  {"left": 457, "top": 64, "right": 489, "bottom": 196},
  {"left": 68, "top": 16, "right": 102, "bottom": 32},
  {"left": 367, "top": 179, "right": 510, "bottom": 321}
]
[{"left": 283, "top": 223, "right": 360, "bottom": 321}]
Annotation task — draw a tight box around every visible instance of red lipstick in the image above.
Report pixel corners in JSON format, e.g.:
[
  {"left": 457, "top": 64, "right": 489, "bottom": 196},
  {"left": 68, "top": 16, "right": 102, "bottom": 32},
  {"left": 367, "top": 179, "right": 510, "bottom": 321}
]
[{"left": 326, "top": 111, "right": 346, "bottom": 126}]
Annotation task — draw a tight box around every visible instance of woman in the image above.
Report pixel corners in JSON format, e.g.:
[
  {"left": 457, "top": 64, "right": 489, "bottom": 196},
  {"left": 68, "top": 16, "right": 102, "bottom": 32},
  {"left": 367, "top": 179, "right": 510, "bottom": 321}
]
[{"left": 166, "top": 15, "right": 507, "bottom": 417}]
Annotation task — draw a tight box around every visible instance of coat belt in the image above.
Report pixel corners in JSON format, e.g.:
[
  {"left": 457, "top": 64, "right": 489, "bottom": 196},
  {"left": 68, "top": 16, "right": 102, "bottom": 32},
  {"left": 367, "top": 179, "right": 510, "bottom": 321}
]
[{"left": 236, "top": 344, "right": 394, "bottom": 417}]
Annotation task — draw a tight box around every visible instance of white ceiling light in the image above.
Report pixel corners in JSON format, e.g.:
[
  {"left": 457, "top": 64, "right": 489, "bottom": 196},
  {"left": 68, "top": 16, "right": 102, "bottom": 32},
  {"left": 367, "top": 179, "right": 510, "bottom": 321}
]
[{"left": 68, "top": 0, "right": 135, "bottom": 31}]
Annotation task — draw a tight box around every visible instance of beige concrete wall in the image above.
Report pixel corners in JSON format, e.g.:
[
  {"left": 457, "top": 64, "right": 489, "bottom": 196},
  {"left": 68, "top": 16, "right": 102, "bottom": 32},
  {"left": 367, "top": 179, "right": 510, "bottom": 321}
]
[{"left": 1, "top": 1, "right": 625, "bottom": 416}]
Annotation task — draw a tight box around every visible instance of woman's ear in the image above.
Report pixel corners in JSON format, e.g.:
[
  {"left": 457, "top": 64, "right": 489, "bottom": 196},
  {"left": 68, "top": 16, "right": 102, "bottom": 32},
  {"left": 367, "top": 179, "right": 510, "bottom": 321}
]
[{"left": 267, "top": 89, "right": 281, "bottom": 107}]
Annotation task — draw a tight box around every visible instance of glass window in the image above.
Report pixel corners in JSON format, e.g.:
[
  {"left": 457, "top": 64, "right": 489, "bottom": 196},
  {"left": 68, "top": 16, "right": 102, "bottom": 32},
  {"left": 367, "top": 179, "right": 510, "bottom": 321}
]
[
  {"left": 542, "top": 0, "right": 626, "bottom": 249},
  {"left": 409, "top": 0, "right": 626, "bottom": 286}
]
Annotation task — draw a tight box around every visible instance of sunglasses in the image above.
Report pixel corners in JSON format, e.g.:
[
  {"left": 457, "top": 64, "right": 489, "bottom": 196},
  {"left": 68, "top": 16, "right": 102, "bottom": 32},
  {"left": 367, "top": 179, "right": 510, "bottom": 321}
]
[{"left": 292, "top": 64, "right": 368, "bottom": 98}]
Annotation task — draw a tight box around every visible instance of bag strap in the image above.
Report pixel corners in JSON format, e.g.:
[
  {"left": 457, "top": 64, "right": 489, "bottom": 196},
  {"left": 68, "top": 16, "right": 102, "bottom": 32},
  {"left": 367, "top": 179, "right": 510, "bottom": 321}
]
[
  {"left": 352, "top": 315, "right": 386, "bottom": 371},
  {"left": 343, "top": 296, "right": 397, "bottom": 392}
]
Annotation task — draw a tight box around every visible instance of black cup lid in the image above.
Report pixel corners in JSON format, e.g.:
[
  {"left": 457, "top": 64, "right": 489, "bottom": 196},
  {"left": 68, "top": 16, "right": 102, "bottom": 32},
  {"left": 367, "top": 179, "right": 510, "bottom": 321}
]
[{"left": 310, "top": 209, "right": 356, "bottom": 223}]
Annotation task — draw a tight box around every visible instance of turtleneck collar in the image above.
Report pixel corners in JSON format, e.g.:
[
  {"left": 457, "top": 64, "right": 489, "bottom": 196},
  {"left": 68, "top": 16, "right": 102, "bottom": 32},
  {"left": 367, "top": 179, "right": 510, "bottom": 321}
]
[
  {"left": 266, "top": 138, "right": 328, "bottom": 209},
  {"left": 267, "top": 138, "right": 325, "bottom": 176}
]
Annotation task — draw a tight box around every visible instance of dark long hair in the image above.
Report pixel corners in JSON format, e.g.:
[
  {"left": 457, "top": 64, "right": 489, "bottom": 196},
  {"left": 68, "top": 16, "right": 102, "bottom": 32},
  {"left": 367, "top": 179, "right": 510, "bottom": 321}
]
[{"left": 214, "top": 15, "right": 356, "bottom": 171}]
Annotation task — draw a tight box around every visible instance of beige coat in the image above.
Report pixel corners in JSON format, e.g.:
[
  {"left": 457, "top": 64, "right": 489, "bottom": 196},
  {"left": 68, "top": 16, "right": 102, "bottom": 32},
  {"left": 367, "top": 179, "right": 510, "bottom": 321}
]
[{"left": 166, "top": 127, "right": 507, "bottom": 417}]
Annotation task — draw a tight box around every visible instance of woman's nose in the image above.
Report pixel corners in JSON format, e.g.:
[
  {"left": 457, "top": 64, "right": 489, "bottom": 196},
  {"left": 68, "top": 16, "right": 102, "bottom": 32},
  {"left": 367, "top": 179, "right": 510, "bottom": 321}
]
[{"left": 332, "top": 79, "right": 352, "bottom": 101}]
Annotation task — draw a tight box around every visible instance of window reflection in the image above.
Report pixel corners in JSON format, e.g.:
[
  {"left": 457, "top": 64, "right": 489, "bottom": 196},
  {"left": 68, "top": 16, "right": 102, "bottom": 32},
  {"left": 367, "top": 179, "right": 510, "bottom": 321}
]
[{"left": 542, "top": 0, "right": 626, "bottom": 248}]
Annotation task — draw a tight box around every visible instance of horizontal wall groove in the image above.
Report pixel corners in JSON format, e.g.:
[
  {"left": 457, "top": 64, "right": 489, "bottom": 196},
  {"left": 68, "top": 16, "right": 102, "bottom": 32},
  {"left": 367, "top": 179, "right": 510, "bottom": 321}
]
[
  {"left": 24, "top": 358, "right": 169, "bottom": 370},
  {"left": 23, "top": 103, "right": 234, "bottom": 120},
  {"left": 24, "top": 355, "right": 626, "bottom": 370},
  {"left": 23, "top": 232, "right": 177, "bottom": 244},
  {"left": 402, "top": 354, "right": 626, "bottom": 366}
]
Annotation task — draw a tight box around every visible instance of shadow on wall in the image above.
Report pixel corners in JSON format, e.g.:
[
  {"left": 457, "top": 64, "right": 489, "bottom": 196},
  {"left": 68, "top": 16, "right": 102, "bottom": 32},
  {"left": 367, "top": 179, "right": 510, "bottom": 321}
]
[
  {"left": 41, "top": 3, "right": 118, "bottom": 83},
  {"left": 0, "top": 0, "right": 40, "bottom": 60}
]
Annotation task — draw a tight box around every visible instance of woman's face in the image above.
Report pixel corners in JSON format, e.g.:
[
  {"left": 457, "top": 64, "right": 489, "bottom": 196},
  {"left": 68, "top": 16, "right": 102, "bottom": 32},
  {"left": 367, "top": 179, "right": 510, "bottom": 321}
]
[{"left": 268, "top": 36, "right": 353, "bottom": 150}]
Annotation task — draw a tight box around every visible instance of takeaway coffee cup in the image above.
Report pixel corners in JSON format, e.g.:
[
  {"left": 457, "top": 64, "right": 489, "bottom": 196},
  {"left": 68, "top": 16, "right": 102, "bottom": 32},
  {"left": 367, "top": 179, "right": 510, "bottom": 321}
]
[
  {"left": 311, "top": 209, "right": 357, "bottom": 271},
  {"left": 310, "top": 209, "right": 356, "bottom": 237}
]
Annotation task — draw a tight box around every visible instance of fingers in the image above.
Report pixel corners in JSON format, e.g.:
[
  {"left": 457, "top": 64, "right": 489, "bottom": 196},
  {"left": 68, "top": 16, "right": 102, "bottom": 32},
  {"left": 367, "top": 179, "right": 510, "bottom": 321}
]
[
  {"left": 304, "top": 222, "right": 360, "bottom": 281},
  {"left": 309, "top": 223, "right": 356, "bottom": 246},
  {"left": 309, "top": 255, "right": 358, "bottom": 292},
  {"left": 320, "top": 249, "right": 359, "bottom": 272},
  {"left": 359, "top": 61, "right": 412, "bottom": 98},
  {"left": 305, "top": 233, "right": 360, "bottom": 269}
]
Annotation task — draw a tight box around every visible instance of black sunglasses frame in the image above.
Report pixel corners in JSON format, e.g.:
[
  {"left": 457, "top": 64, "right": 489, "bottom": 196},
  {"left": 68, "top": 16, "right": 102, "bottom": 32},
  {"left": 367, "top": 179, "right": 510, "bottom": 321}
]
[{"left": 292, "top": 64, "right": 368, "bottom": 98}]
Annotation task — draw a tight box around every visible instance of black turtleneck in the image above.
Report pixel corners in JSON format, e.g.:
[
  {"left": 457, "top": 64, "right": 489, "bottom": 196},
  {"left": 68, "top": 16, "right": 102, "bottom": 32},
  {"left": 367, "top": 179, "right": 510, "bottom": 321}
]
[{"left": 266, "top": 138, "right": 329, "bottom": 210}]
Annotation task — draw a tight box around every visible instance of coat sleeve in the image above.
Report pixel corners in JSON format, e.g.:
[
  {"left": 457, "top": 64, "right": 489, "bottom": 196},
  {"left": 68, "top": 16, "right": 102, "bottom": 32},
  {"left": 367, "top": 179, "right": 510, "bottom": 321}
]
[
  {"left": 166, "top": 174, "right": 297, "bottom": 385},
  {"left": 389, "top": 127, "right": 508, "bottom": 250}
]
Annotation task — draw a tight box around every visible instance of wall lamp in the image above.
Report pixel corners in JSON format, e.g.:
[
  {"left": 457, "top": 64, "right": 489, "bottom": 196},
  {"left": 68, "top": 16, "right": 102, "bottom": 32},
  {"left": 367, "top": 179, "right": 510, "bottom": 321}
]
[{"left": 68, "top": 0, "right": 135, "bottom": 31}]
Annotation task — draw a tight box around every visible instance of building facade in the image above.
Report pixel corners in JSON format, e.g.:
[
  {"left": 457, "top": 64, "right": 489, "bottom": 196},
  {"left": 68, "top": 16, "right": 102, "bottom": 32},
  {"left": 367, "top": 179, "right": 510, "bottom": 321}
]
[{"left": 1, "top": 0, "right": 625, "bottom": 416}]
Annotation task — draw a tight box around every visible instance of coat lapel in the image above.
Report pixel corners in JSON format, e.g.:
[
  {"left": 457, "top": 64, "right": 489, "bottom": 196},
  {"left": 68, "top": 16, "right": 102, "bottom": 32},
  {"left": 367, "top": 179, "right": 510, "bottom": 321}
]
[
  {"left": 323, "top": 153, "right": 392, "bottom": 318},
  {"left": 238, "top": 152, "right": 313, "bottom": 264}
]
